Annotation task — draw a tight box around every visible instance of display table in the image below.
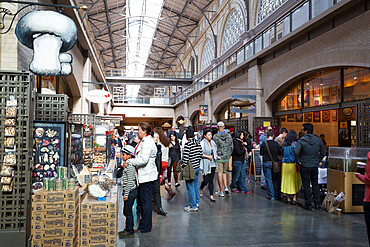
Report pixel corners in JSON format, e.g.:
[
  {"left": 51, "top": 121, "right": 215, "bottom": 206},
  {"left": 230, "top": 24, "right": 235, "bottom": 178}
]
[
  {"left": 80, "top": 186, "right": 118, "bottom": 247},
  {"left": 327, "top": 169, "right": 365, "bottom": 213}
]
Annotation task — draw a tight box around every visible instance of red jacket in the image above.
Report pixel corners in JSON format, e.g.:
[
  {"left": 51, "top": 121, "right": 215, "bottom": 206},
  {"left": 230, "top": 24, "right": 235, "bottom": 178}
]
[{"left": 356, "top": 152, "right": 370, "bottom": 202}]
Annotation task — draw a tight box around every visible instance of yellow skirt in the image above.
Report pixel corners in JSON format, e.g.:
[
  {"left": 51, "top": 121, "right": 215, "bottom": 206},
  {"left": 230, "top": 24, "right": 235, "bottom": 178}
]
[{"left": 281, "top": 163, "right": 302, "bottom": 195}]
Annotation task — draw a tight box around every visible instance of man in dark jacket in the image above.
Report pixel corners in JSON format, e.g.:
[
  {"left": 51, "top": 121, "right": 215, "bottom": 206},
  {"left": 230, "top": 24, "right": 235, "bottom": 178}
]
[{"left": 294, "top": 123, "right": 326, "bottom": 211}]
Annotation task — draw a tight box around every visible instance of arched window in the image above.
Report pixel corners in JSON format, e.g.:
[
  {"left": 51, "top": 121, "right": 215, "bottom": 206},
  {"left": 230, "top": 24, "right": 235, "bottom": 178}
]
[
  {"left": 201, "top": 39, "right": 215, "bottom": 71},
  {"left": 221, "top": 9, "right": 244, "bottom": 55},
  {"left": 257, "top": 0, "right": 287, "bottom": 24}
]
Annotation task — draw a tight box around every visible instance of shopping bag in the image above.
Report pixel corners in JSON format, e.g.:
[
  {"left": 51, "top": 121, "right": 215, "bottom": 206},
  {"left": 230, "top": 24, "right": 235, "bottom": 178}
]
[{"left": 322, "top": 191, "right": 340, "bottom": 213}]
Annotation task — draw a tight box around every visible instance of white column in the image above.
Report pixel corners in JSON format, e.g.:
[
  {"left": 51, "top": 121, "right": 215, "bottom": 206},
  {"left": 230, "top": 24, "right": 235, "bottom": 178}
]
[
  {"left": 184, "top": 99, "right": 189, "bottom": 126},
  {"left": 205, "top": 88, "right": 212, "bottom": 123}
]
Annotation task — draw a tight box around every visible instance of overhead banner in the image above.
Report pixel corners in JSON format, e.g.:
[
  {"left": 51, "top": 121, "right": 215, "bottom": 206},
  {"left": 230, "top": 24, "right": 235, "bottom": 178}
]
[
  {"left": 231, "top": 94, "right": 256, "bottom": 100},
  {"left": 199, "top": 105, "right": 208, "bottom": 121},
  {"left": 85, "top": 90, "right": 112, "bottom": 104},
  {"left": 231, "top": 108, "right": 256, "bottom": 113}
]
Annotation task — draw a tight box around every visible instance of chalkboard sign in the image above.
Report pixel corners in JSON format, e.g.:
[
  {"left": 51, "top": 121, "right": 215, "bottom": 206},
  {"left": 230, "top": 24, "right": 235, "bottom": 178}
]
[{"left": 249, "top": 149, "right": 262, "bottom": 180}]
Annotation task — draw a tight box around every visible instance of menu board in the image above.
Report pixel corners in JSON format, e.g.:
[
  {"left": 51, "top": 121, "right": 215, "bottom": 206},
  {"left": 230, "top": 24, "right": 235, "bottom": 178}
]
[
  {"left": 249, "top": 149, "right": 262, "bottom": 180},
  {"left": 32, "top": 121, "right": 66, "bottom": 191}
]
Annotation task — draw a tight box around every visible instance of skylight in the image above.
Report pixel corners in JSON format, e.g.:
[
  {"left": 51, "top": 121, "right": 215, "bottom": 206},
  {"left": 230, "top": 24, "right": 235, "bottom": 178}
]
[{"left": 126, "top": 0, "right": 164, "bottom": 78}]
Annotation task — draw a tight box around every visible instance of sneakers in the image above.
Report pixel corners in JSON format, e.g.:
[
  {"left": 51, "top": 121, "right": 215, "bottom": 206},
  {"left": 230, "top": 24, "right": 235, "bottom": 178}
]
[
  {"left": 175, "top": 183, "right": 180, "bottom": 187},
  {"left": 241, "top": 191, "right": 251, "bottom": 194},
  {"left": 224, "top": 188, "right": 230, "bottom": 194},
  {"left": 199, "top": 188, "right": 203, "bottom": 197},
  {"left": 218, "top": 192, "right": 225, "bottom": 197},
  {"left": 231, "top": 189, "right": 239, "bottom": 193},
  {"left": 184, "top": 206, "right": 198, "bottom": 212},
  {"left": 119, "top": 231, "right": 134, "bottom": 239}
]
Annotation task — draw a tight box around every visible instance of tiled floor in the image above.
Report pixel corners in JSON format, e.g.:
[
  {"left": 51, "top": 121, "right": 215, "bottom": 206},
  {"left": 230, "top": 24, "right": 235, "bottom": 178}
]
[{"left": 116, "top": 179, "right": 368, "bottom": 247}]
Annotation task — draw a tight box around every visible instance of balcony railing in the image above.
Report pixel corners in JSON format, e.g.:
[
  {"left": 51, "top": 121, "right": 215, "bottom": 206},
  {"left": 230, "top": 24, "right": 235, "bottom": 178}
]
[
  {"left": 113, "top": 96, "right": 174, "bottom": 105},
  {"left": 105, "top": 69, "right": 193, "bottom": 79}
]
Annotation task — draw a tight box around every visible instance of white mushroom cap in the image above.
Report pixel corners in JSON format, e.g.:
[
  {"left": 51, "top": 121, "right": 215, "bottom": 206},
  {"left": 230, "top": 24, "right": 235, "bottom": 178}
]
[{"left": 15, "top": 10, "right": 78, "bottom": 52}]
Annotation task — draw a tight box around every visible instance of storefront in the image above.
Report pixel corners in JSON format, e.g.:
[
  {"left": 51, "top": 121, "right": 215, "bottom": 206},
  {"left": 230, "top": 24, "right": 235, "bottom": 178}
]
[{"left": 274, "top": 67, "right": 370, "bottom": 148}]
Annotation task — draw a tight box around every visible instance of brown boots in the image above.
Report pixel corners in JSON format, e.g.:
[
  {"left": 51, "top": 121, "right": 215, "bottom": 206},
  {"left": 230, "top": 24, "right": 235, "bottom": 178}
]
[{"left": 165, "top": 186, "right": 176, "bottom": 201}]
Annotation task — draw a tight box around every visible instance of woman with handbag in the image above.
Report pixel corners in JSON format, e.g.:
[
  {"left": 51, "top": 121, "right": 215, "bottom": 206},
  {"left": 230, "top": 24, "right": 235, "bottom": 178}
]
[
  {"left": 182, "top": 127, "right": 203, "bottom": 212},
  {"left": 230, "top": 131, "right": 251, "bottom": 194},
  {"left": 260, "top": 129, "right": 282, "bottom": 200},
  {"left": 168, "top": 132, "right": 181, "bottom": 187},
  {"left": 281, "top": 130, "right": 301, "bottom": 205},
  {"left": 199, "top": 129, "right": 219, "bottom": 202}
]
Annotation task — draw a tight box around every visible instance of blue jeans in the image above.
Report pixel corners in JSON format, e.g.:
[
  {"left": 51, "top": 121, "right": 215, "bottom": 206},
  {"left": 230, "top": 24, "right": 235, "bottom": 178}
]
[
  {"left": 230, "top": 161, "right": 248, "bottom": 192},
  {"left": 123, "top": 188, "right": 138, "bottom": 234},
  {"left": 263, "top": 162, "right": 274, "bottom": 199},
  {"left": 260, "top": 156, "right": 266, "bottom": 186},
  {"left": 185, "top": 168, "right": 200, "bottom": 208}
]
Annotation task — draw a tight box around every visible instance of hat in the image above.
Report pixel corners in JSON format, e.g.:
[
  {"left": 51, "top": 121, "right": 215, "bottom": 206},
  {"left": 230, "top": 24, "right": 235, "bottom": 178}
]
[
  {"left": 122, "top": 145, "right": 135, "bottom": 156},
  {"left": 230, "top": 127, "right": 234, "bottom": 132},
  {"left": 217, "top": 121, "right": 225, "bottom": 127}
]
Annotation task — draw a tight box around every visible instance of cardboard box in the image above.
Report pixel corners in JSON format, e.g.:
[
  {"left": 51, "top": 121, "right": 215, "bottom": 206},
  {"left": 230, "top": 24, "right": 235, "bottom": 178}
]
[
  {"left": 80, "top": 203, "right": 90, "bottom": 211},
  {"left": 32, "top": 212, "right": 43, "bottom": 221},
  {"left": 89, "top": 204, "right": 109, "bottom": 213},
  {"left": 107, "top": 201, "right": 116, "bottom": 212},
  {"left": 42, "top": 237, "right": 63, "bottom": 246},
  {"left": 107, "top": 220, "right": 116, "bottom": 229},
  {"left": 44, "top": 227, "right": 64, "bottom": 237},
  {"left": 66, "top": 210, "right": 78, "bottom": 220},
  {"left": 44, "top": 208, "right": 65, "bottom": 218},
  {"left": 80, "top": 237, "right": 89, "bottom": 246},
  {"left": 32, "top": 203, "right": 43, "bottom": 212},
  {"left": 89, "top": 213, "right": 108, "bottom": 219},
  {"left": 65, "top": 219, "right": 76, "bottom": 229},
  {"left": 65, "top": 188, "right": 79, "bottom": 201},
  {"left": 90, "top": 218, "right": 108, "bottom": 226},
  {"left": 80, "top": 228, "right": 89, "bottom": 237},
  {"left": 44, "top": 203, "right": 65, "bottom": 210},
  {"left": 90, "top": 226, "right": 108, "bottom": 235},
  {"left": 31, "top": 241, "right": 42, "bottom": 247},
  {"left": 32, "top": 192, "right": 44, "bottom": 203},
  {"left": 107, "top": 212, "right": 116, "bottom": 220},
  {"left": 89, "top": 243, "right": 111, "bottom": 247},
  {"left": 89, "top": 235, "right": 108, "bottom": 243},
  {"left": 64, "top": 228, "right": 75, "bottom": 238},
  {"left": 44, "top": 218, "right": 65, "bottom": 228},
  {"left": 31, "top": 221, "right": 43, "bottom": 231},
  {"left": 108, "top": 236, "right": 116, "bottom": 245},
  {"left": 44, "top": 191, "right": 65, "bottom": 204},
  {"left": 32, "top": 231, "right": 43, "bottom": 241},
  {"left": 108, "top": 228, "right": 116, "bottom": 236},
  {"left": 63, "top": 238, "right": 74, "bottom": 247},
  {"left": 66, "top": 200, "right": 78, "bottom": 211},
  {"left": 80, "top": 220, "right": 89, "bottom": 229}
]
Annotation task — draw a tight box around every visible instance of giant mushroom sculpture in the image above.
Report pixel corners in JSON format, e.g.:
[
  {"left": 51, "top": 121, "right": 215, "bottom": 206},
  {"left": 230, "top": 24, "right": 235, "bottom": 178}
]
[{"left": 15, "top": 10, "right": 78, "bottom": 76}]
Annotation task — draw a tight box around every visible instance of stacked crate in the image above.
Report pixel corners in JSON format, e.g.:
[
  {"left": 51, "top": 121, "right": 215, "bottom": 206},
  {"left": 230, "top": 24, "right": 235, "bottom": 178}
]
[
  {"left": 31, "top": 187, "right": 80, "bottom": 247},
  {"left": 80, "top": 187, "right": 117, "bottom": 247}
]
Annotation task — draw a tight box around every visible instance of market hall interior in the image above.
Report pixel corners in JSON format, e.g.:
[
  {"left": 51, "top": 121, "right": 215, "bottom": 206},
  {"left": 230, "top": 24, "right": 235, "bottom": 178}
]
[{"left": 0, "top": 0, "right": 369, "bottom": 246}]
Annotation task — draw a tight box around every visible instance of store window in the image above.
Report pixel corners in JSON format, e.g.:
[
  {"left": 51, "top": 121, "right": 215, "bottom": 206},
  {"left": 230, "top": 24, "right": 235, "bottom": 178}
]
[
  {"left": 263, "top": 26, "right": 275, "bottom": 49},
  {"left": 276, "top": 15, "right": 290, "bottom": 40},
  {"left": 312, "top": 0, "right": 333, "bottom": 18},
  {"left": 279, "top": 84, "right": 302, "bottom": 111},
  {"left": 201, "top": 39, "right": 215, "bottom": 71},
  {"left": 343, "top": 67, "right": 370, "bottom": 102},
  {"left": 221, "top": 9, "right": 244, "bottom": 55},
  {"left": 303, "top": 69, "right": 341, "bottom": 108},
  {"left": 292, "top": 2, "right": 309, "bottom": 31},
  {"left": 257, "top": 0, "right": 288, "bottom": 24}
]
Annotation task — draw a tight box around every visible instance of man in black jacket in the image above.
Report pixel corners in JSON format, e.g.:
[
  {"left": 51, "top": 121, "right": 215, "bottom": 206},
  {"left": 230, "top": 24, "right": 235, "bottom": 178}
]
[{"left": 294, "top": 123, "right": 326, "bottom": 211}]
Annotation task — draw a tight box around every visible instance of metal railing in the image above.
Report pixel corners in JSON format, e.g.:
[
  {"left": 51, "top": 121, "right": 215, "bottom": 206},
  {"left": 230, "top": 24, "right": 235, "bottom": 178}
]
[
  {"left": 105, "top": 69, "right": 193, "bottom": 79},
  {"left": 113, "top": 96, "right": 174, "bottom": 105}
]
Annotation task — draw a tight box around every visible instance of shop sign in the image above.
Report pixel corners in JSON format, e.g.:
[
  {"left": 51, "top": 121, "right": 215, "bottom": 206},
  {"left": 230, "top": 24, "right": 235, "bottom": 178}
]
[
  {"left": 231, "top": 95, "right": 256, "bottom": 100},
  {"left": 263, "top": 121, "right": 271, "bottom": 127},
  {"left": 231, "top": 108, "right": 256, "bottom": 113},
  {"left": 199, "top": 105, "right": 208, "bottom": 121},
  {"left": 85, "top": 90, "right": 112, "bottom": 103}
]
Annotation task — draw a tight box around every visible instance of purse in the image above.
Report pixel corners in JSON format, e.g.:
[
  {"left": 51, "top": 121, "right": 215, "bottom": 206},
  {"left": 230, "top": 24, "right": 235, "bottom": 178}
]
[{"left": 265, "top": 141, "right": 281, "bottom": 173}]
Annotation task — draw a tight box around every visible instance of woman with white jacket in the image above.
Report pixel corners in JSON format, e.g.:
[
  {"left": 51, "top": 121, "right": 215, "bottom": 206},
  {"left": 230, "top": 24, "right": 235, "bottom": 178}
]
[
  {"left": 125, "top": 122, "right": 158, "bottom": 233},
  {"left": 200, "top": 129, "right": 219, "bottom": 202}
]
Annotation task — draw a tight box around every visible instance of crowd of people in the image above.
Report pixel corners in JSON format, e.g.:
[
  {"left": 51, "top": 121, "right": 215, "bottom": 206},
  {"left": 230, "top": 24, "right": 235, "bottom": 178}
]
[{"left": 115, "top": 121, "right": 333, "bottom": 239}]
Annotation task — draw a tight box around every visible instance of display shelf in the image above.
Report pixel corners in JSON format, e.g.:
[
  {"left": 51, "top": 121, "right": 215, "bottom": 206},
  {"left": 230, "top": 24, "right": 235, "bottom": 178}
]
[
  {"left": 35, "top": 94, "right": 68, "bottom": 121},
  {"left": 0, "top": 71, "right": 33, "bottom": 243}
]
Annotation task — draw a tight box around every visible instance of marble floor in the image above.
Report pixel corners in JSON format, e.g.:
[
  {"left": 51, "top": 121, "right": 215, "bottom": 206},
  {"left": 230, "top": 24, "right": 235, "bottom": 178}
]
[{"left": 116, "top": 179, "right": 368, "bottom": 247}]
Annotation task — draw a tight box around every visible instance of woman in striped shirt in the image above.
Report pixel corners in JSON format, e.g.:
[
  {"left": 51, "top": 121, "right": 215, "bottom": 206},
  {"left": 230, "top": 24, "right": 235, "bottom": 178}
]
[{"left": 182, "top": 126, "right": 203, "bottom": 212}]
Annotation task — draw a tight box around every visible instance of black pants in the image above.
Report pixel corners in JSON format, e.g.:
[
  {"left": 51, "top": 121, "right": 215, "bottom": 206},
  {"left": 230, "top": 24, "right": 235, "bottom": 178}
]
[
  {"left": 168, "top": 161, "right": 179, "bottom": 184},
  {"left": 123, "top": 188, "right": 138, "bottom": 234},
  {"left": 300, "top": 166, "right": 320, "bottom": 206},
  {"left": 200, "top": 167, "right": 216, "bottom": 195},
  {"left": 272, "top": 172, "right": 281, "bottom": 200},
  {"left": 153, "top": 176, "right": 162, "bottom": 209},
  {"left": 137, "top": 181, "right": 154, "bottom": 232},
  {"left": 364, "top": 201, "right": 370, "bottom": 246}
]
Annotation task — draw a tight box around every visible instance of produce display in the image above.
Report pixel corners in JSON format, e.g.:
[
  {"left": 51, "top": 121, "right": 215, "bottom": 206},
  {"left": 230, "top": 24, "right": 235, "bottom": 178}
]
[{"left": 1, "top": 96, "right": 17, "bottom": 192}]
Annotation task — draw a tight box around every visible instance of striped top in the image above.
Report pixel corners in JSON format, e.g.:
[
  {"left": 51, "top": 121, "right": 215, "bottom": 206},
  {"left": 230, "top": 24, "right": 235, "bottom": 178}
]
[
  {"left": 122, "top": 164, "right": 138, "bottom": 197},
  {"left": 182, "top": 138, "right": 202, "bottom": 169}
]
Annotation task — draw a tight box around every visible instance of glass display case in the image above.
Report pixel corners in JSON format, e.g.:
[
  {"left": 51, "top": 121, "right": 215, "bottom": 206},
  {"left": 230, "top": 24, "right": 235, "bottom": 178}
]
[{"left": 328, "top": 147, "right": 370, "bottom": 172}]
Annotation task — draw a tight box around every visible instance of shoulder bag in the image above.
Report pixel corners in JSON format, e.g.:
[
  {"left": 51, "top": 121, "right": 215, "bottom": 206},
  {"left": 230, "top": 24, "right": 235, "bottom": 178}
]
[{"left": 265, "top": 141, "right": 281, "bottom": 173}]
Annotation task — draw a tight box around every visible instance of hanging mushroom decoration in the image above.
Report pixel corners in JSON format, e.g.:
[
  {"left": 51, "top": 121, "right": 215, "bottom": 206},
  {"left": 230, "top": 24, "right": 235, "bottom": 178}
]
[{"left": 15, "top": 11, "right": 78, "bottom": 76}]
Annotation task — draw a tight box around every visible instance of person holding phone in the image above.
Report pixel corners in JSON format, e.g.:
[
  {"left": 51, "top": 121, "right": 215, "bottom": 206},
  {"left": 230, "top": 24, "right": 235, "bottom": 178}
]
[{"left": 355, "top": 152, "right": 370, "bottom": 246}]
